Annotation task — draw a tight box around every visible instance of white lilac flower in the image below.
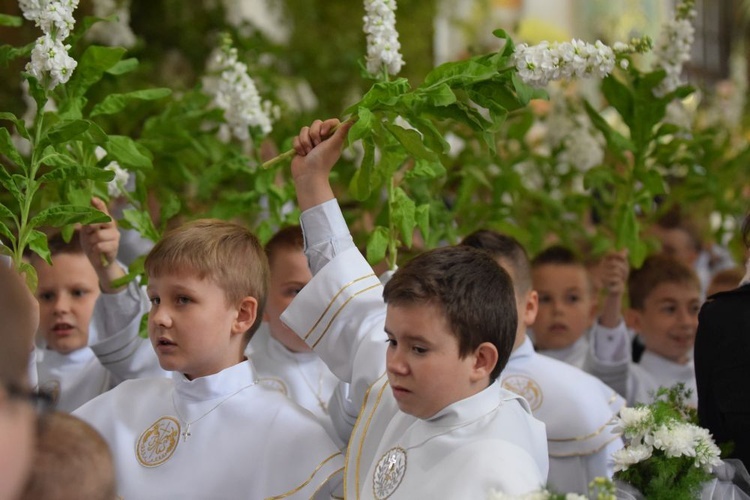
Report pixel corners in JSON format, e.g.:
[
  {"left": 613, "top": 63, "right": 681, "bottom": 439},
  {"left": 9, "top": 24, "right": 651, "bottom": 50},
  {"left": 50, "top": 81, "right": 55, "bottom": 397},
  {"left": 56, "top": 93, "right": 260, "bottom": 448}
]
[
  {"left": 104, "top": 161, "right": 130, "bottom": 198},
  {"left": 647, "top": 422, "right": 697, "bottom": 458},
  {"left": 87, "top": 0, "right": 137, "bottom": 48},
  {"left": 363, "top": 0, "right": 404, "bottom": 77},
  {"left": 204, "top": 43, "right": 273, "bottom": 141},
  {"left": 21, "top": 0, "right": 80, "bottom": 89},
  {"left": 652, "top": 0, "right": 696, "bottom": 97},
  {"left": 26, "top": 33, "right": 77, "bottom": 89},
  {"left": 612, "top": 406, "right": 654, "bottom": 441},
  {"left": 514, "top": 39, "right": 616, "bottom": 88},
  {"left": 559, "top": 120, "right": 604, "bottom": 173},
  {"left": 691, "top": 425, "right": 722, "bottom": 472},
  {"left": 612, "top": 444, "right": 653, "bottom": 472}
]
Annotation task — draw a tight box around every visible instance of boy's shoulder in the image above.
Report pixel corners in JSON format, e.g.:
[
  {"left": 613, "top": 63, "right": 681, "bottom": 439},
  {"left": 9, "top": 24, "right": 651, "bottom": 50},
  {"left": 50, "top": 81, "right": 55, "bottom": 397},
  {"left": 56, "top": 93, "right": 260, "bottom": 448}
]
[{"left": 504, "top": 351, "right": 624, "bottom": 442}]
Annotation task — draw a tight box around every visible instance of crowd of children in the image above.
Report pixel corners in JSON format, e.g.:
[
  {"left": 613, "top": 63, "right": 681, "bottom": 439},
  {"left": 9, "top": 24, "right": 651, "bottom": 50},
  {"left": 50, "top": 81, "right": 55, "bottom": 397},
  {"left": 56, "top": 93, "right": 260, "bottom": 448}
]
[{"left": 1, "top": 116, "right": 748, "bottom": 498}]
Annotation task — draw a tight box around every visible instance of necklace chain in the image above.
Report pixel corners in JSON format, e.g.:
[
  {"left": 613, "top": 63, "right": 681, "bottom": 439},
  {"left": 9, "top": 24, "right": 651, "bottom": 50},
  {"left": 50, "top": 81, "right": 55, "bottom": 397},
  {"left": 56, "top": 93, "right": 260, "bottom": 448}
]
[
  {"left": 171, "top": 381, "right": 257, "bottom": 442},
  {"left": 293, "top": 357, "right": 328, "bottom": 414}
]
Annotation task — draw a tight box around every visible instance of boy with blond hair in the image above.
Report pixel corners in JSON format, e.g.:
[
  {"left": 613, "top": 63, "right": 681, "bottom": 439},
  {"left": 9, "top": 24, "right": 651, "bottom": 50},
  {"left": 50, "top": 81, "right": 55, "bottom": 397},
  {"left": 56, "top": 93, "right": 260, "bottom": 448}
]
[
  {"left": 282, "top": 119, "right": 548, "bottom": 498},
  {"left": 461, "top": 229, "right": 625, "bottom": 495},
  {"left": 75, "top": 219, "right": 344, "bottom": 499},
  {"left": 588, "top": 254, "right": 702, "bottom": 406},
  {"left": 20, "top": 411, "right": 116, "bottom": 500},
  {"left": 246, "top": 224, "right": 341, "bottom": 445},
  {"left": 529, "top": 245, "right": 630, "bottom": 370},
  {"left": 31, "top": 198, "right": 165, "bottom": 412}
]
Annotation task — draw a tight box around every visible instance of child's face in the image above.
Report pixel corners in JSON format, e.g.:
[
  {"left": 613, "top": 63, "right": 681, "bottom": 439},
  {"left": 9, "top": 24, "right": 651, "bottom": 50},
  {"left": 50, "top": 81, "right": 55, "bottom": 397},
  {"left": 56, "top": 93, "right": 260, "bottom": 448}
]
[
  {"left": 385, "top": 302, "right": 481, "bottom": 419},
  {"left": 34, "top": 253, "right": 100, "bottom": 354},
  {"left": 630, "top": 282, "right": 701, "bottom": 364},
  {"left": 147, "top": 271, "right": 251, "bottom": 380},
  {"left": 531, "top": 264, "right": 597, "bottom": 350},
  {"left": 264, "top": 248, "right": 312, "bottom": 353}
]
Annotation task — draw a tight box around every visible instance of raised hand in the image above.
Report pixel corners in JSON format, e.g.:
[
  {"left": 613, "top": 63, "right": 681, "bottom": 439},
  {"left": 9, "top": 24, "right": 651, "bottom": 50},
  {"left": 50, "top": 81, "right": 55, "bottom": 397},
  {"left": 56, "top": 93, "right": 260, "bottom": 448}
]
[{"left": 80, "top": 197, "right": 126, "bottom": 293}]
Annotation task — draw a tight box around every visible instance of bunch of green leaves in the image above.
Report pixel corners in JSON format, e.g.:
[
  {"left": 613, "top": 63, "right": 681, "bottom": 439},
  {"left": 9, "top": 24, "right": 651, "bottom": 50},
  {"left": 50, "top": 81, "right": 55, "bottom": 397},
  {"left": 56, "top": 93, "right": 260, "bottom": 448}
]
[
  {"left": 331, "top": 29, "right": 545, "bottom": 268},
  {"left": 0, "top": 11, "right": 171, "bottom": 287}
]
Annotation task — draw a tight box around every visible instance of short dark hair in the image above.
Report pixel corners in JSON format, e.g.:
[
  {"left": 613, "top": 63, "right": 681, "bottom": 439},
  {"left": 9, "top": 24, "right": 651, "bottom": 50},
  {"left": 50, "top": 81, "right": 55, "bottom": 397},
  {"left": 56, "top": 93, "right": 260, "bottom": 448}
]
[
  {"left": 382, "top": 245, "right": 517, "bottom": 381},
  {"left": 265, "top": 225, "right": 304, "bottom": 266},
  {"left": 628, "top": 254, "right": 700, "bottom": 310},
  {"left": 656, "top": 207, "right": 703, "bottom": 252},
  {"left": 531, "top": 244, "right": 582, "bottom": 268},
  {"left": 460, "top": 229, "right": 532, "bottom": 296}
]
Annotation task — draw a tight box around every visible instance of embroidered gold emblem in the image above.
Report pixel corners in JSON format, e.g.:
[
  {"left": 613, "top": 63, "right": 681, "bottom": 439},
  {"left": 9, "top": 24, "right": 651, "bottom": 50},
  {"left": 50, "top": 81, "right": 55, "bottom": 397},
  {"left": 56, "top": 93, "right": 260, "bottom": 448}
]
[
  {"left": 373, "top": 447, "right": 406, "bottom": 499},
  {"left": 503, "top": 375, "right": 543, "bottom": 411},
  {"left": 136, "top": 416, "right": 180, "bottom": 467}
]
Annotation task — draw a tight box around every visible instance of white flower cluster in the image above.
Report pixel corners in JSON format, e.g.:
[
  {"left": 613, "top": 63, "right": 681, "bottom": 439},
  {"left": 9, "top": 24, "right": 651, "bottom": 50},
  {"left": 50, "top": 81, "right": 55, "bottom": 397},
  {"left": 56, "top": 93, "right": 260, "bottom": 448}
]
[
  {"left": 363, "top": 0, "right": 405, "bottom": 77},
  {"left": 205, "top": 44, "right": 273, "bottom": 142},
  {"left": 20, "top": 0, "right": 80, "bottom": 89},
  {"left": 513, "top": 39, "right": 618, "bottom": 88},
  {"left": 87, "top": 0, "right": 137, "bottom": 49},
  {"left": 95, "top": 146, "right": 130, "bottom": 198},
  {"left": 612, "top": 405, "right": 722, "bottom": 474},
  {"left": 652, "top": 0, "right": 696, "bottom": 97}
]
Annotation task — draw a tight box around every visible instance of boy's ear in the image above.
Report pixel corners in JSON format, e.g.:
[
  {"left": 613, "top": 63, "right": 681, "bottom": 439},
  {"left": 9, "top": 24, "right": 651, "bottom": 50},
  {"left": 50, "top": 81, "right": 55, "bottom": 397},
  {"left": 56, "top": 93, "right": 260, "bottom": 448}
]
[
  {"left": 232, "top": 297, "right": 259, "bottom": 335},
  {"left": 522, "top": 290, "right": 539, "bottom": 327},
  {"left": 625, "top": 308, "right": 642, "bottom": 333},
  {"left": 470, "top": 342, "right": 499, "bottom": 383}
]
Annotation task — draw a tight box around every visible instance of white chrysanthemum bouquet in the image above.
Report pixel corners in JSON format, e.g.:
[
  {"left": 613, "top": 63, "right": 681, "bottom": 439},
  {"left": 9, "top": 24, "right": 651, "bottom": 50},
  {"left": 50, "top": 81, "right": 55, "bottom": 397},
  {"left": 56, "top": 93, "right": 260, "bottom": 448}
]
[{"left": 612, "top": 384, "right": 722, "bottom": 499}]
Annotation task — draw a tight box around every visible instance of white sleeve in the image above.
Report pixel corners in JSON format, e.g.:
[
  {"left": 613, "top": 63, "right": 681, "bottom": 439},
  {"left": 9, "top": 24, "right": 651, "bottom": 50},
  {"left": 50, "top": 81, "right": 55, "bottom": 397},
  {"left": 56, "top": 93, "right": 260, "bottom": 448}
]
[
  {"left": 282, "top": 246, "right": 386, "bottom": 443},
  {"left": 584, "top": 321, "right": 633, "bottom": 403},
  {"left": 300, "top": 199, "right": 356, "bottom": 275},
  {"left": 89, "top": 279, "right": 167, "bottom": 384}
]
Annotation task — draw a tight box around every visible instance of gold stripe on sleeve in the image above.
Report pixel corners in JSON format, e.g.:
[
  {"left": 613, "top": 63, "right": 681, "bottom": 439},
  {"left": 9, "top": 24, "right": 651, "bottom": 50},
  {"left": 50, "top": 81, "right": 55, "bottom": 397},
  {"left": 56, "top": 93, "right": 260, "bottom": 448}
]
[
  {"left": 265, "top": 452, "right": 343, "bottom": 499},
  {"left": 303, "top": 273, "right": 377, "bottom": 340},
  {"left": 547, "top": 412, "right": 621, "bottom": 442},
  {"left": 353, "top": 378, "right": 390, "bottom": 500},
  {"left": 310, "top": 283, "right": 382, "bottom": 349},
  {"left": 548, "top": 433, "right": 623, "bottom": 458}
]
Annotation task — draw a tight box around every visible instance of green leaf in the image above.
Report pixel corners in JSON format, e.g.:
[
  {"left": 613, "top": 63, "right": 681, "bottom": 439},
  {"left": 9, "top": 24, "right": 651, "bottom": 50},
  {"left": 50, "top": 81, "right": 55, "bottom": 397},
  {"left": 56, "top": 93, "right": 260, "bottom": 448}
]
[
  {"left": 27, "top": 229, "right": 51, "bottom": 265},
  {"left": 638, "top": 169, "right": 667, "bottom": 196},
  {"left": 0, "top": 127, "right": 27, "bottom": 171},
  {"left": 601, "top": 74, "right": 635, "bottom": 125},
  {"left": 0, "top": 202, "right": 17, "bottom": 224},
  {"left": 44, "top": 119, "right": 90, "bottom": 145},
  {"left": 385, "top": 123, "right": 438, "bottom": 161},
  {"left": 0, "top": 14, "right": 22, "bottom": 27},
  {"left": 0, "top": 165, "right": 21, "bottom": 200},
  {"left": 121, "top": 208, "right": 159, "bottom": 242},
  {"left": 349, "top": 138, "right": 375, "bottom": 201},
  {"left": 0, "top": 111, "right": 30, "bottom": 140},
  {"left": 614, "top": 203, "right": 638, "bottom": 253},
  {"left": 0, "top": 219, "right": 16, "bottom": 246},
  {"left": 66, "top": 46, "right": 127, "bottom": 100},
  {"left": 348, "top": 107, "right": 374, "bottom": 145},
  {"left": 106, "top": 135, "right": 152, "bottom": 169},
  {"left": 417, "top": 83, "right": 456, "bottom": 107},
  {"left": 392, "top": 187, "right": 416, "bottom": 248},
  {"left": 415, "top": 204, "right": 430, "bottom": 242},
  {"left": 18, "top": 261, "right": 37, "bottom": 292},
  {"left": 29, "top": 205, "right": 110, "bottom": 228},
  {"left": 106, "top": 58, "right": 139, "bottom": 75},
  {"left": 365, "top": 226, "right": 389, "bottom": 266},
  {"left": 39, "top": 164, "right": 114, "bottom": 183},
  {"left": 90, "top": 88, "right": 172, "bottom": 117},
  {"left": 405, "top": 159, "right": 446, "bottom": 180}
]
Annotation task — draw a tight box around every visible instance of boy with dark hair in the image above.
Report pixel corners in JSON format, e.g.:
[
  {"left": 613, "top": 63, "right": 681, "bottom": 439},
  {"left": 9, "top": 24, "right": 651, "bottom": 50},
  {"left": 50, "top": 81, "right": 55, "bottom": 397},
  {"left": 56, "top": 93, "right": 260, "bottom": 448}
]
[
  {"left": 75, "top": 218, "right": 344, "bottom": 499},
  {"left": 589, "top": 253, "right": 702, "bottom": 406},
  {"left": 530, "top": 244, "right": 629, "bottom": 370},
  {"left": 247, "top": 224, "right": 341, "bottom": 445},
  {"left": 462, "top": 229, "right": 624, "bottom": 495},
  {"left": 282, "top": 119, "right": 548, "bottom": 498},
  {"left": 30, "top": 198, "right": 165, "bottom": 412}
]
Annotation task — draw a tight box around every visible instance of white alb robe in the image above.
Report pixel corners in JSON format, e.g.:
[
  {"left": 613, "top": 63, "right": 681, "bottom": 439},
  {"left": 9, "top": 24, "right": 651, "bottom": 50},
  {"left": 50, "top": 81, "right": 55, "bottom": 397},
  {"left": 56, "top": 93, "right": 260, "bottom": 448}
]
[
  {"left": 587, "top": 325, "right": 697, "bottom": 406},
  {"left": 246, "top": 324, "right": 343, "bottom": 447},
  {"left": 35, "top": 280, "right": 166, "bottom": 412},
  {"left": 503, "top": 337, "right": 625, "bottom": 494},
  {"left": 74, "top": 360, "right": 344, "bottom": 499},
  {"left": 282, "top": 246, "right": 549, "bottom": 499}
]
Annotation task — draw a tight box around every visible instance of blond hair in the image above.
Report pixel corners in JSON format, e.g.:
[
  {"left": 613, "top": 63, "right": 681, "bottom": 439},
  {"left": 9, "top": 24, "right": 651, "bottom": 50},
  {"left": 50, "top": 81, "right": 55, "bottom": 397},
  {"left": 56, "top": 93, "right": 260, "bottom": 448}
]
[{"left": 145, "top": 219, "right": 269, "bottom": 340}]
